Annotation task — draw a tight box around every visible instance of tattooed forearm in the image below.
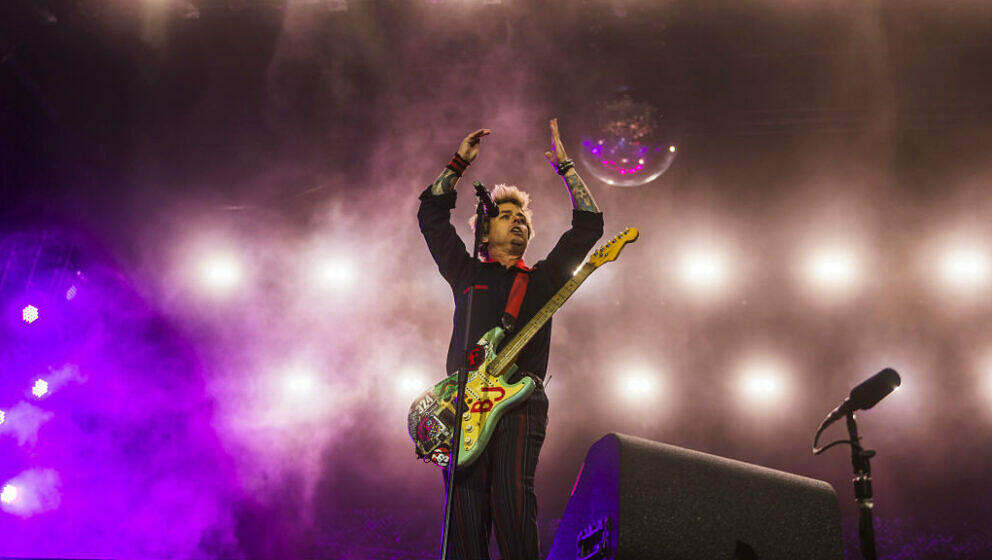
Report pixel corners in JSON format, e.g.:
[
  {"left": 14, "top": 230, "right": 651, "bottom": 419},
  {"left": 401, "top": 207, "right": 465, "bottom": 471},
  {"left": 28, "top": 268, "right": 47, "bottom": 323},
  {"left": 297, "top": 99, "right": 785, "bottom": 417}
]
[
  {"left": 430, "top": 168, "right": 460, "bottom": 195},
  {"left": 563, "top": 168, "right": 600, "bottom": 212}
]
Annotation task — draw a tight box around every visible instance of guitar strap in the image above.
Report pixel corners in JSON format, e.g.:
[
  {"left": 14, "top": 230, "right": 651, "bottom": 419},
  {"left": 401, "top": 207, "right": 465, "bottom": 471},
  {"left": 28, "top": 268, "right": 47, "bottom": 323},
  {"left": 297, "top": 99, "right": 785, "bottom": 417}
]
[{"left": 501, "top": 271, "right": 530, "bottom": 333}]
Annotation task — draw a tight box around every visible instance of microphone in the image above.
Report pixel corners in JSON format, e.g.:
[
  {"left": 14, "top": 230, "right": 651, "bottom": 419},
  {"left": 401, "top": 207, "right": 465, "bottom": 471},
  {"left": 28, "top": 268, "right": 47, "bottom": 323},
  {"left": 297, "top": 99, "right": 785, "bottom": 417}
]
[
  {"left": 473, "top": 181, "right": 500, "bottom": 218},
  {"left": 817, "top": 368, "right": 901, "bottom": 433}
]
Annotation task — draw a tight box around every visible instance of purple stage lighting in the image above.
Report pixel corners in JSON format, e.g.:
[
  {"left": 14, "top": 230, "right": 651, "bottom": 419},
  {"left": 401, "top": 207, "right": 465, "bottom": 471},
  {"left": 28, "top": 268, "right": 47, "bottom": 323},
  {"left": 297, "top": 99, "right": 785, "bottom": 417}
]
[
  {"left": 66, "top": 285, "right": 78, "bottom": 301},
  {"left": 32, "top": 379, "right": 50, "bottom": 398},
  {"left": 22, "top": 305, "right": 39, "bottom": 324},
  {"left": 0, "top": 484, "right": 18, "bottom": 505},
  {"left": 0, "top": 409, "right": 5, "bottom": 425}
]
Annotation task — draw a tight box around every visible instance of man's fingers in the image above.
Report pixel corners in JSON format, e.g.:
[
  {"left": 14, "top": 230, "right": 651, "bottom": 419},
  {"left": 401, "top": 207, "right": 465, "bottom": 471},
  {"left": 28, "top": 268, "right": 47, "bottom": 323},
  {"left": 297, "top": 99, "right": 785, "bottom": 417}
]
[{"left": 544, "top": 151, "right": 554, "bottom": 161}]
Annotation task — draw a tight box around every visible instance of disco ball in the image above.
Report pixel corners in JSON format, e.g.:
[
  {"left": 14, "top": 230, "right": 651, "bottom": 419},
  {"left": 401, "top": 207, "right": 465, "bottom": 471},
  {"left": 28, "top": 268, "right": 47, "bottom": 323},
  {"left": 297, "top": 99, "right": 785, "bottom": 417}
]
[{"left": 577, "top": 95, "right": 678, "bottom": 188}]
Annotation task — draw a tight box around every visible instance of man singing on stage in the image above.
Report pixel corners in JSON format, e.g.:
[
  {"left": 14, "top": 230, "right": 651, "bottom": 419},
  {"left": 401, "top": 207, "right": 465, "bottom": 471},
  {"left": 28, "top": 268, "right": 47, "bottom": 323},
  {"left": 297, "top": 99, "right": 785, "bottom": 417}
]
[{"left": 417, "top": 119, "right": 604, "bottom": 559}]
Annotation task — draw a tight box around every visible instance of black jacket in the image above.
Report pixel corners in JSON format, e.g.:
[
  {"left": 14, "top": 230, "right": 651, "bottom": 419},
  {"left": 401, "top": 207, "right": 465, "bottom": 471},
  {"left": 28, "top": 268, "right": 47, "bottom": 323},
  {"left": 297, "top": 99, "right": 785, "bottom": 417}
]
[{"left": 418, "top": 187, "right": 604, "bottom": 379}]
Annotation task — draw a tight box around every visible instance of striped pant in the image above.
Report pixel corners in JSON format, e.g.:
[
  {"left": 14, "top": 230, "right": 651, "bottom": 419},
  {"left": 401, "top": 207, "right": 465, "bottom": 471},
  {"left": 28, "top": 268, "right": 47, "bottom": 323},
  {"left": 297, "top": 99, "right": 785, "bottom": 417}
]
[{"left": 443, "top": 385, "right": 549, "bottom": 560}]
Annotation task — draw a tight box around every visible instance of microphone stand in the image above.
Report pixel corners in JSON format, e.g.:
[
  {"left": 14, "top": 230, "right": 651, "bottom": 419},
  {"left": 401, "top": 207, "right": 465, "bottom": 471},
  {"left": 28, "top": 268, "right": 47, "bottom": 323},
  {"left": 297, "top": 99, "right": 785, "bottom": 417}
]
[
  {"left": 846, "top": 413, "right": 877, "bottom": 560},
  {"left": 439, "top": 181, "right": 490, "bottom": 560},
  {"left": 813, "top": 413, "right": 879, "bottom": 560}
]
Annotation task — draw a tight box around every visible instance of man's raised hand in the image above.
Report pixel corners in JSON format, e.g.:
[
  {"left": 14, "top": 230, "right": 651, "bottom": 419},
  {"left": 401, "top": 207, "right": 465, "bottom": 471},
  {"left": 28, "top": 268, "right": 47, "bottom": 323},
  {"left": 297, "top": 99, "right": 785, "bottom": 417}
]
[
  {"left": 458, "top": 128, "right": 492, "bottom": 163},
  {"left": 543, "top": 117, "right": 600, "bottom": 212},
  {"left": 543, "top": 118, "right": 568, "bottom": 165}
]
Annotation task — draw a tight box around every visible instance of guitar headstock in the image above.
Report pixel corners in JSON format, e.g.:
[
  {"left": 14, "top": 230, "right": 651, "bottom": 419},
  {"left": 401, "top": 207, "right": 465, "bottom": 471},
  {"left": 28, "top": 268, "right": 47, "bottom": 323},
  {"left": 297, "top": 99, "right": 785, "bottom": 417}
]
[{"left": 589, "top": 227, "right": 640, "bottom": 268}]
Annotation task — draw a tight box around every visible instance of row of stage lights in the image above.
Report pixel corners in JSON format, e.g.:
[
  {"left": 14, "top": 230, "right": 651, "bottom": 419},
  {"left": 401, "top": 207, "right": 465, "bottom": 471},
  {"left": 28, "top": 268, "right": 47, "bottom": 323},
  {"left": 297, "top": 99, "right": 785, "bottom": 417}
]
[{"left": 173, "top": 239, "right": 991, "bottom": 304}]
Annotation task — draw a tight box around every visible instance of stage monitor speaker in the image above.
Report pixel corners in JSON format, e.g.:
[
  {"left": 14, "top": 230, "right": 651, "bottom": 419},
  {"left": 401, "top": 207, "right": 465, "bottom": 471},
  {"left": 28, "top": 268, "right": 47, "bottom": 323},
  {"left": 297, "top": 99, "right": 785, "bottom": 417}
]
[{"left": 547, "top": 433, "right": 842, "bottom": 560}]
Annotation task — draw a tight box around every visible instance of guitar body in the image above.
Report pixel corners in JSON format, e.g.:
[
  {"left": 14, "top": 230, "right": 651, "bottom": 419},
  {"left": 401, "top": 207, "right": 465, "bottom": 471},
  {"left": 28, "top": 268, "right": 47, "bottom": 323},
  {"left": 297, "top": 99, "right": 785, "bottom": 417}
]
[{"left": 408, "top": 325, "right": 535, "bottom": 469}]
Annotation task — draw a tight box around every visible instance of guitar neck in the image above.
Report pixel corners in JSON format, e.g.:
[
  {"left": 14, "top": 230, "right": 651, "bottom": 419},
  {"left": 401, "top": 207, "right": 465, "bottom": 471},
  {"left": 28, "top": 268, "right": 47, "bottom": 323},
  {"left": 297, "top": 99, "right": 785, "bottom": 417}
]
[{"left": 490, "top": 263, "right": 596, "bottom": 377}]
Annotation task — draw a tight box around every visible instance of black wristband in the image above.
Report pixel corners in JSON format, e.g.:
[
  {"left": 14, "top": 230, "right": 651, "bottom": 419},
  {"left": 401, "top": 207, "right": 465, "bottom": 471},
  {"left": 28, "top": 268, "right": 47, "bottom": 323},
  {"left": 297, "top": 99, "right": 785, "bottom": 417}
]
[
  {"left": 555, "top": 159, "right": 575, "bottom": 176},
  {"left": 447, "top": 153, "right": 469, "bottom": 177}
]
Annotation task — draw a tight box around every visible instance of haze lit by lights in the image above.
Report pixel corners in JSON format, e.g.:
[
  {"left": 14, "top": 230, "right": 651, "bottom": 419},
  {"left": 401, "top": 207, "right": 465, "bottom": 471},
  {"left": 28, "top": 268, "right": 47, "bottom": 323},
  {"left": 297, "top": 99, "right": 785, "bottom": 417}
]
[
  {"left": 22, "top": 305, "right": 39, "bottom": 324},
  {"left": 618, "top": 367, "right": 661, "bottom": 402},
  {"left": 737, "top": 358, "right": 788, "bottom": 405},
  {"left": 803, "top": 245, "right": 862, "bottom": 298},
  {"left": 32, "top": 379, "right": 50, "bottom": 398},
  {"left": 283, "top": 370, "right": 316, "bottom": 397},
  {"left": 0, "top": 484, "right": 17, "bottom": 505},
  {"left": 937, "top": 245, "right": 990, "bottom": 292},
  {"left": 676, "top": 245, "right": 731, "bottom": 297},
  {"left": 310, "top": 255, "right": 357, "bottom": 292},
  {"left": 197, "top": 252, "right": 244, "bottom": 296},
  {"left": 397, "top": 369, "right": 430, "bottom": 398}
]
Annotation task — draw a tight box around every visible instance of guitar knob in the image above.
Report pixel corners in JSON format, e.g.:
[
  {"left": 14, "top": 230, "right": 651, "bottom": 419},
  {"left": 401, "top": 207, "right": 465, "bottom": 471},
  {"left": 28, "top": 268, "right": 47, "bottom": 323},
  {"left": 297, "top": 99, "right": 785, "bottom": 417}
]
[
  {"left": 465, "top": 425, "right": 474, "bottom": 432},
  {"left": 464, "top": 437, "right": 473, "bottom": 445},
  {"left": 463, "top": 412, "right": 471, "bottom": 420}
]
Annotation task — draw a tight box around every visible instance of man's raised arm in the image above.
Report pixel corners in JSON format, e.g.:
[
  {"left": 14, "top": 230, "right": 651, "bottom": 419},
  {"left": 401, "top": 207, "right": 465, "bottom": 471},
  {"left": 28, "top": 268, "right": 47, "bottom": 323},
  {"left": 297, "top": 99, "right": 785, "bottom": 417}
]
[
  {"left": 543, "top": 118, "right": 600, "bottom": 213},
  {"left": 417, "top": 128, "right": 492, "bottom": 288},
  {"left": 429, "top": 128, "right": 491, "bottom": 196}
]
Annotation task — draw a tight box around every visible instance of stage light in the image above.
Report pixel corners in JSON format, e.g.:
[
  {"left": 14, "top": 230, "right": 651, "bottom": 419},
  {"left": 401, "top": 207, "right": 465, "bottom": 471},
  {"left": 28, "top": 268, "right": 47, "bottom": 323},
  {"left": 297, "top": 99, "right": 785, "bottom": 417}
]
[
  {"left": 0, "top": 484, "right": 17, "bottom": 505},
  {"left": 283, "top": 372, "right": 315, "bottom": 397},
  {"left": 938, "top": 245, "right": 990, "bottom": 292},
  {"left": 0, "top": 409, "right": 5, "bottom": 425},
  {"left": 803, "top": 246, "right": 861, "bottom": 298},
  {"left": 22, "top": 305, "right": 39, "bottom": 324},
  {"left": 618, "top": 368, "right": 661, "bottom": 402},
  {"left": 676, "top": 245, "right": 731, "bottom": 297},
  {"left": 32, "top": 379, "right": 49, "bottom": 398},
  {"left": 311, "top": 256, "right": 356, "bottom": 292},
  {"left": 737, "top": 359, "right": 788, "bottom": 405},
  {"left": 397, "top": 369, "right": 430, "bottom": 397},
  {"left": 65, "top": 285, "right": 78, "bottom": 301},
  {"left": 197, "top": 252, "right": 244, "bottom": 296}
]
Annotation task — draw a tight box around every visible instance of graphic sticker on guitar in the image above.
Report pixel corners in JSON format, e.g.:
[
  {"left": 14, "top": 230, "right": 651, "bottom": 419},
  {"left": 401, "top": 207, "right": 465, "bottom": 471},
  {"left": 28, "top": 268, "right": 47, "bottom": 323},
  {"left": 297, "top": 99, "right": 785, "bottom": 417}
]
[{"left": 467, "top": 345, "right": 486, "bottom": 368}]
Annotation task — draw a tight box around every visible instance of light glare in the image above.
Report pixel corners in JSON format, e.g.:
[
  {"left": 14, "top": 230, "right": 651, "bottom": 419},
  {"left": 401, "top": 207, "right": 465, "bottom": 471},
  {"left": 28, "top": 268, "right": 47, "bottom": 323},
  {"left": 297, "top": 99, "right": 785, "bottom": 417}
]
[
  {"left": 737, "top": 359, "right": 788, "bottom": 405},
  {"left": 938, "top": 246, "right": 990, "bottom": 291},
  {"left": 677, "top": 246, "right": 730, "bottom": 296},
  {"left": 803, "top": 246, "right": 861, "bottom": 297},
  {"left": 618, "top": 368, "right": 661, "bottom": 402},
  {"left": 0, "top": 484, "right": 17, "bottom": 505},
  {"left": 398, "top": 370, "right": 430, "bottom": 397},
  {"left": 22, "top": 305, "right": 39, "bottom": 324},
  {"left": 32, "top": 379, "right": 49, "bottom": 398},
  {"left": 198, "top": 252, "right": 244, "bottom": 295}
]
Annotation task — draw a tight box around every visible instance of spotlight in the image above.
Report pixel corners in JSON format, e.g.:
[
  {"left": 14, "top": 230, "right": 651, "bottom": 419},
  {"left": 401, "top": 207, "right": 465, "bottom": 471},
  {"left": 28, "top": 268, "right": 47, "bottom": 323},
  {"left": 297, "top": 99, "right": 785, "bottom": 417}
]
[
  {"left": 938, "top": 245, "right": 990, "bottom": 292},
  {"left": 0, "top": 484, "right": 17, "bottom": 505},
  {"left": 737, "top": 359, "right": 788, "bottom": 405},
  {"left": 618, "top": 368, "right": 661, "bottom": 402},
  {"left": 65, "top": 285, "right": 78, "bottom": 301},
  {"left": 676, "top": 245, "right": 730, "bottom": 297},
  {"left": 311, "top": 256, "right": 356, "bottom": 292},
  {"left": 397, "top": 369, "right": 430, "bottom": 397},
  {"left": 283, "top": 372, "right": 315, "bottom": 397},
  {"left": 0, "top": 409, "right": 5, "bottom": 425},
  {"left": 197, "top": 252, "right": 244, "bottom": 296},
  {"left": 803, "top": 246, "right": 861, "bottom": 299},
  {"left": 32, "top": 379, "right": 49, "bottom": 398},
  {"left": 22, "top": 305, "right": 39, "bottom": 324}
]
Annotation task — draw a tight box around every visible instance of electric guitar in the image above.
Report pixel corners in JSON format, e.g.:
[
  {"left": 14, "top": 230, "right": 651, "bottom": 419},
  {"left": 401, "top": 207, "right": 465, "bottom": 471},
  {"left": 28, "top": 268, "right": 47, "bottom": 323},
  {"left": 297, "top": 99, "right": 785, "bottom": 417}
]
[{"left": 408, "top": 227, "right": 640, "bottom": 469}]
